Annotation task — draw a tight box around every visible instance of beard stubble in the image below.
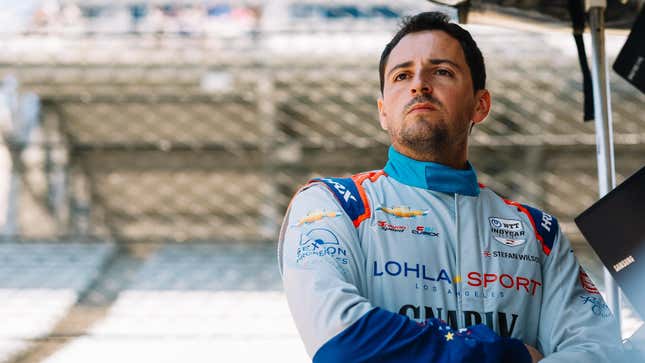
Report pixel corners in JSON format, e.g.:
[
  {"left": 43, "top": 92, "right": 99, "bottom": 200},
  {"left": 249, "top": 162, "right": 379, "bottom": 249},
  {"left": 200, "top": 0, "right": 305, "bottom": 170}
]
[{"left": 395, "top": 114, "right": 450, "bottom": 156}]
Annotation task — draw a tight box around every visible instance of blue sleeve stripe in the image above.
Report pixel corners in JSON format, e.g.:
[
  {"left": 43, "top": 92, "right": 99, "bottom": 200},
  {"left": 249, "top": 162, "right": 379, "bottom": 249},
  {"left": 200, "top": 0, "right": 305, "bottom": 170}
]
[
  {"left": 520, "top": 204, "right": 559, "bottom": 252},
  {"left": 313, "top": 308, "right": 531, "bottom": 363},
  {"left": 310, "top": 177, "right": 365, "bottom": 224}
]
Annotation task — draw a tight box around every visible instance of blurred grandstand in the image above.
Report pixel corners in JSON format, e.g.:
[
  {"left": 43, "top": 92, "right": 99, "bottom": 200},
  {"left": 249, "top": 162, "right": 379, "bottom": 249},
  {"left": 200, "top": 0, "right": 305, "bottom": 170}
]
[{"left": 0, "top": 1, "right": 643, "bottom": 362}]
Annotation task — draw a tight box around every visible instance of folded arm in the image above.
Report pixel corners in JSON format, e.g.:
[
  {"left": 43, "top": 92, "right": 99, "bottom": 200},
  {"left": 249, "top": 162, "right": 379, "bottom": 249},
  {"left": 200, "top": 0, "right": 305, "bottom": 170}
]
[
  {"left": 279, "top": 184, "right": 530, "bottom": 363},
  {"left": 537, "top": 223, "right": 623, "bottom": 362}
]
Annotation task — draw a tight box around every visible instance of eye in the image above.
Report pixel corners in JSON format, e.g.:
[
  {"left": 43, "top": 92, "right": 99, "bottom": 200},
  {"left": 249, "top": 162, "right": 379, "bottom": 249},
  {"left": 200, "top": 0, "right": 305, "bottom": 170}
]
[
  {"left": 394, "top": 73, "right": 409, "bottom": 81},
  {"left": 435, "top": 69, "right": 453, "bottom": 77}
]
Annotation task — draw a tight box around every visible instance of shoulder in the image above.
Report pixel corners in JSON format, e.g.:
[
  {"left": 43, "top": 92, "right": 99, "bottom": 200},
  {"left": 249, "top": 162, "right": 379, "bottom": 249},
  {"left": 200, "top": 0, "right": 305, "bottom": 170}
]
[
  {"left": 298, "top": 170, "right": 386, "bottom": 228},
  {"left": 480, "top": 186, "right": 560, "bottom": 256}
]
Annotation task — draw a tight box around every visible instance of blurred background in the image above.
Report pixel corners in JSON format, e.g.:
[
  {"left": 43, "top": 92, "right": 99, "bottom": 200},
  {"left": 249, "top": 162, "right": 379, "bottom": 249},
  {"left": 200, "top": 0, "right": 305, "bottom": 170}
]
[{"left": 0, "top": 0, "right": 643, "bottom": 362}]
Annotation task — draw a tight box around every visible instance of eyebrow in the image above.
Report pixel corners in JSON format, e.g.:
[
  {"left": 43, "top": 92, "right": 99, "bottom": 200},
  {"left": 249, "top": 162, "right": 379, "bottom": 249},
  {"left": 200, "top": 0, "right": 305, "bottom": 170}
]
[
  {"left": 386, "top": 61, "right": 414, "bottom": 78},
  {"left": 429, "top": 58, "right": 462, "bottom": 71},
  {"left": 386, "top": 58, "right": 462, "bottom": 78}
]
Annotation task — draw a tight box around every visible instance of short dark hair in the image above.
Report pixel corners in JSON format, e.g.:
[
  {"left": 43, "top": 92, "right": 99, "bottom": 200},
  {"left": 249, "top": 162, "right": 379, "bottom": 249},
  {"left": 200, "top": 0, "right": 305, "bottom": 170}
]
[{"left": 379, "top": 12, "right": 486, "bottom": 94}]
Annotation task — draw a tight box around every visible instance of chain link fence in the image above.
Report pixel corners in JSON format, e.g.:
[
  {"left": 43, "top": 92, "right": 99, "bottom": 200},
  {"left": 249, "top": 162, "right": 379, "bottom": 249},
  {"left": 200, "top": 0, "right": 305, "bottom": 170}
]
[{"left": 1, "top": 40, "right": 643, "bottom": 244}]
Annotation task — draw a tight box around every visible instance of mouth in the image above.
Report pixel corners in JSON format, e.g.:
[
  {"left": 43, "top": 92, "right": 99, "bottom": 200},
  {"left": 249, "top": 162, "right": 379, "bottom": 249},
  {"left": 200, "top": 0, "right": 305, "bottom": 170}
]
[{"left": 407, "top": 102, "right": 438, "bottom": 114}]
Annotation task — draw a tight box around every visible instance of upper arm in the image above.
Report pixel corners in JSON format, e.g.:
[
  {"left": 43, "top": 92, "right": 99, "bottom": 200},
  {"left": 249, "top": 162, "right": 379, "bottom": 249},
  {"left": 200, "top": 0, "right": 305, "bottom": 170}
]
[
  {"left": 538, "top": 227, "right": 623, "bottom": 362},
  {"left": 279, "top": 185, "right": 374, "bottom": 356}
]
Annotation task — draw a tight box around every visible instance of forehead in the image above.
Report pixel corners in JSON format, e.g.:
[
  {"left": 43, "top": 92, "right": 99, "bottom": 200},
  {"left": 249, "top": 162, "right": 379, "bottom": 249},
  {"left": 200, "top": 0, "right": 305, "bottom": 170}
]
[{"left": 386, "top": 30, "right": 467, "bottom": 71}]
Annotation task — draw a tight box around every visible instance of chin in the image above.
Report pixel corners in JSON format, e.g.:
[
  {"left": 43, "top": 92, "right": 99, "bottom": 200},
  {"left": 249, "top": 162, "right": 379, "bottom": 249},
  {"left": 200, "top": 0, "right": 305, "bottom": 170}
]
[
  {"left": 403, "top": 117, "right": 441, "bottom": 136},
  {"left": 398, "top": 124, "right": 449, "bottom": 155}
]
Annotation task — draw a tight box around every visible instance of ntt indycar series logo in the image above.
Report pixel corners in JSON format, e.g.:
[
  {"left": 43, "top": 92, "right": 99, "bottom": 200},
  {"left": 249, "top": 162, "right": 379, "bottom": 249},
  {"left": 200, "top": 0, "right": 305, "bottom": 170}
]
[{"left": 489, "top": 217, "right": 526, "bottom": 247}]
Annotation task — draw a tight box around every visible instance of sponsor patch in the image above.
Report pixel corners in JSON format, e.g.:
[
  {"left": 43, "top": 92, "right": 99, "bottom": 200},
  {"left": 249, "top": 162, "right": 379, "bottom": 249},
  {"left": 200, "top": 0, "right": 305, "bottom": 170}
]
[
  {"left": 482, "top": 250, "right": 539, "bottom": 263},
  {"left": 412, "top": 225, "right": 440, "bottom": 237},
  {"left": 377, "top": 206, "right": 429, "bottom": 218},
  {"left": 372, "top": 260, "right": 452, "bottom": 283},
  {"left": 309, "top": 177, "right": 365, "bottom": 227},
  {"left": 293, "top": 210, "right": 341, "bottom": 226},
  {"left": 376, "top": 220, "right": 406, "bottom": 232},
  {"left": 580, "top": 295, "right": 611, "bottom": 318},
  {"left": 466, "top": 271, "right": 541, "bottom": 296},
  {"left": 296, "top": 228, "right": 349, "bottom": 266},
  {"left": 579, "top": 267, "right": 600, "bottom": 294},
  {"left": 489, "top": 217, "right": 526, "bottom": 247},
  {"left": 398, "top": 305, "right": 519, "bottom": 337}
]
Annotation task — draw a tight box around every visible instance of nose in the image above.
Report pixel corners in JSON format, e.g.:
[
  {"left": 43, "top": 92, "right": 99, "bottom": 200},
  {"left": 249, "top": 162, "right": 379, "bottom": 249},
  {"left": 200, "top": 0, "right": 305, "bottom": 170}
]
[{"left": 410, "top": 73, "right": 432, "bottom": 95}]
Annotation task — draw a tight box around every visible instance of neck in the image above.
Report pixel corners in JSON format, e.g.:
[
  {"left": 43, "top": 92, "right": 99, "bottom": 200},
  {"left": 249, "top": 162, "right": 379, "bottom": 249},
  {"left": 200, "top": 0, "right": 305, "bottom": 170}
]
[
  {"left": 384, "top": 146, "right": 480, "bottom": 196},
  {"left": 391, "top": 142, "right": 469, "bottom": 170}
]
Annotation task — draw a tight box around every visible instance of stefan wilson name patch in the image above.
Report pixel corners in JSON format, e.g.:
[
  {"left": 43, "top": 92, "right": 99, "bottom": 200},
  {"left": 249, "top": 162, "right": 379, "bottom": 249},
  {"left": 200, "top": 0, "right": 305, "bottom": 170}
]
[{"left": 489, "top": 217, "right": 526, "bottom": 247}]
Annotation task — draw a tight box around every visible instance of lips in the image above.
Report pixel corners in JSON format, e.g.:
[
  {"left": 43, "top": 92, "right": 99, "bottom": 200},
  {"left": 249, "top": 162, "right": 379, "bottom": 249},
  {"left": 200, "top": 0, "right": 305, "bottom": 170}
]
[{"left": 407, "top": 102, "right": 438, "bottom": 114}]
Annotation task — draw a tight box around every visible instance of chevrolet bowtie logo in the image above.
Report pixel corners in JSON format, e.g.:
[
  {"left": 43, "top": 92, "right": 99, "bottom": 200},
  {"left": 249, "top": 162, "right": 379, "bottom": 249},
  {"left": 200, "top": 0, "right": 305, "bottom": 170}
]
[{"left": 377, "top": 206, "right": 429, "bottom": 218}]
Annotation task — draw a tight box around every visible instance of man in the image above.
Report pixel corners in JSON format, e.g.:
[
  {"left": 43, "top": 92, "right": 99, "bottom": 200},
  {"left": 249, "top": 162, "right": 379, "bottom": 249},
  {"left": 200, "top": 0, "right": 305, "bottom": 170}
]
[{"left": 278, "top": 11, "right": 622, "bottom": 363}]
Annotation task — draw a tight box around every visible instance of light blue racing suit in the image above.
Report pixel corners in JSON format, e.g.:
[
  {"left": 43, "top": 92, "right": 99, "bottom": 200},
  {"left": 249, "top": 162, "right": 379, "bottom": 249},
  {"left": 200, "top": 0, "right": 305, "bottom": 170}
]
[{"left": 278, "top": 146, "right": 622, "bottom": 362}]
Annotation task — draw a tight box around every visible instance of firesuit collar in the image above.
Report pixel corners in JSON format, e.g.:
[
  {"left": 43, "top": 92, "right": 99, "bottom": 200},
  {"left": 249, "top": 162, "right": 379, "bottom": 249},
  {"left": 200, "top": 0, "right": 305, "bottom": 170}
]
[{"left": 383, "top": 146, "right": 480, "bottom": 196}]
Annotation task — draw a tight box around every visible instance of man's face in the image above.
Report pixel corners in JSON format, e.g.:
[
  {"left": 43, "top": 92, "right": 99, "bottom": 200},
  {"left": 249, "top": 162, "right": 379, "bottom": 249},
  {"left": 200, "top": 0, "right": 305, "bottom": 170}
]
[{"left": 378, "top": 30, "right": 490, "bottom": 162}]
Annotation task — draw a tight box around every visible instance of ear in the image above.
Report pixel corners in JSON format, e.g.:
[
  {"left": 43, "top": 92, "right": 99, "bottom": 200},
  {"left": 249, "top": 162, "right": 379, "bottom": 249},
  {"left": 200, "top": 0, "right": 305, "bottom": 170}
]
[
  {"left": 377, "top": 96, "right": 388, "bottom": 130},
  {"left": 471, "top": 89, "right": 491, "bottom": 125}
]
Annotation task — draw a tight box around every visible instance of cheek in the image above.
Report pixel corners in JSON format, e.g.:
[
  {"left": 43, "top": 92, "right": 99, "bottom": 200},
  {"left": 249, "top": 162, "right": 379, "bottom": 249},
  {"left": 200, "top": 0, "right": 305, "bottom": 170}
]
[
  {"left": 382, "top": 95, "right": 402, "bottom": 119},
  {"left": 384, "top": 84, "right": 407, "bottom": 105},
  {"left": 444, "top": 89, "right": 472, "bottom": 116}
]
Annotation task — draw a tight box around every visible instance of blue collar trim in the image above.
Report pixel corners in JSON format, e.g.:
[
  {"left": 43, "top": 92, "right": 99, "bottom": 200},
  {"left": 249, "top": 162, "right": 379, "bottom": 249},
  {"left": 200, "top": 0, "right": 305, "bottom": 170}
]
[{"left": 383, "top": 146, "right": 480, "bottom": 196}]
